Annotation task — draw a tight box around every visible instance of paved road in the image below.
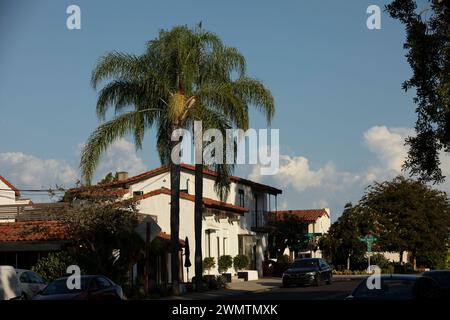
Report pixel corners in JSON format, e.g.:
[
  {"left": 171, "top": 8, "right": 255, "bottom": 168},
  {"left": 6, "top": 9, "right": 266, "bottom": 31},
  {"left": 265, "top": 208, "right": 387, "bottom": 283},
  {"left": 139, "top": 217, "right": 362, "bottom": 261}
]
[{"left": 227, "top": 277, "right": 363, "bottom": 300}]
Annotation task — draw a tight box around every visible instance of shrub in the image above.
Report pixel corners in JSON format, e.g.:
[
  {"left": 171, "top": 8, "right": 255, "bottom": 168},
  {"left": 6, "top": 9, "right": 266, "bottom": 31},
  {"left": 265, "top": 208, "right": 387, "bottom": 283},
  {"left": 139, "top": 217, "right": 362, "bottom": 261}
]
[
  {"left": 203, "top": 257, "right": 215, "bottom": 273},
  {"left": 218, "top": 255, "right": 233, "bottom": 273},
  {"left": 233, "top": 255, "right": 250, "bottom": 271},
  {"left": 370, "top": 254, "right": 391, "bottom": 271},
  {"left": 31, "top": 251, "right": 79, "bottom": 282},
  {"left": 215, "top": 275, "right": 228, "bottom": 289}
]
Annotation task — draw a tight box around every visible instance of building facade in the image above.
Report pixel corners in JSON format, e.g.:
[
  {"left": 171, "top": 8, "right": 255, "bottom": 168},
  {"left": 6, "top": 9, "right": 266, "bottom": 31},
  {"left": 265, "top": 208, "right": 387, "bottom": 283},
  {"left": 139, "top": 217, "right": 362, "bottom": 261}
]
[{"left": 94, "top": 164, "right": 282, "bottom": 281}]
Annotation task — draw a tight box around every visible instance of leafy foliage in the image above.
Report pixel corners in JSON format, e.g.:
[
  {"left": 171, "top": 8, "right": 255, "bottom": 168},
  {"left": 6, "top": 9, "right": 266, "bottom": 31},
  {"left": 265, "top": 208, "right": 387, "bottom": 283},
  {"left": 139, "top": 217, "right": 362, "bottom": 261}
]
[
  {"left": 321, "top": 177, "right": 450, "bottom": 270},
  {"left": 48, "top": 199, "right": 144, "bottom": 285},
  {"left": 31, "top": 251, "right": 79, "bottom": 282},
  {"left": 359, "top": 176, "right": 450, "bottom": 267},
  {"left": 218, "top": 255, "right": 233, "bottom": 273},
  {"left": 266, "top": 213, "right": 309, "bottom": 259},
  {"left": 386, "top": 0, "right": 450, "bottom": 182},
  {"left": 81, "top": 24, "right": 274, "bottom": 187},
  {"left": 203, "top": 257, "right": 216, "bottom": 271},
  {"left": 319, "top": 203, "right": 367, "bottom": 270},
  {"left": 233, "top": 254, "right": 250, "bottom": 271}
]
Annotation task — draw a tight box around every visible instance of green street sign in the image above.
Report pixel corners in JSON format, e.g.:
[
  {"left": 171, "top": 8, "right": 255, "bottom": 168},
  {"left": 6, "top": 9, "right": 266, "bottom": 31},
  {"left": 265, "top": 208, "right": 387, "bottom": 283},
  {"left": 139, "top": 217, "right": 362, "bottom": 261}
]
[{"left": 359, "top": 234, "right": 377, "bottom": 253}]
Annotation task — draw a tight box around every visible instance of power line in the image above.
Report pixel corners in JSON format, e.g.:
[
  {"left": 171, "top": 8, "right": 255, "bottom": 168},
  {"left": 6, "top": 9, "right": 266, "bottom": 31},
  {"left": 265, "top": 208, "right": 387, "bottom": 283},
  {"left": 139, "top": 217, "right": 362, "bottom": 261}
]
[{"left": 0, "top": 188, "right": 67, "bottom": 193}]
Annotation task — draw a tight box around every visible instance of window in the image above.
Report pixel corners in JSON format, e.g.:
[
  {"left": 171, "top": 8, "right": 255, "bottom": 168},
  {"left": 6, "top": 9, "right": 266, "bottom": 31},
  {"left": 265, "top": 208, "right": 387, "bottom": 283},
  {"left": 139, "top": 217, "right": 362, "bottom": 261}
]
[
  {"left": 19, "top": 272, "right": 30, "bottom": 283},
  {"left": 94, "top": 277, "right": 112, "bottom": 289},
  {"left": 238, "top": 189, "right": 244, "bottom": 207},
  {"left": 133, "top": 191, "right": 144, "bottom": 197},
  {"left": 205, "top": 230, "right": 212, "bottom": 257},
  {"left": 28, "top": 272, "right": 46, "bottom": 284},
  {"left": 217, "top": 237, "right": 220, "bottom": 260}
]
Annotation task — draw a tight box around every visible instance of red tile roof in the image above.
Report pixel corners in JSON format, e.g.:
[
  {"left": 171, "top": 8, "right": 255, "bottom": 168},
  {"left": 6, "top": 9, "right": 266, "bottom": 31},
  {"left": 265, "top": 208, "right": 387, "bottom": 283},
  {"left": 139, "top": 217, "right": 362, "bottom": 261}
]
[
  {"left": 0, "top": 220, "right": 68, "bottom": 242},
  {"left": 272, "top": 209, "right": 329, "bottom": 222},
  {"left": 67, "top": 187, "right": 129, "bottom": 199},
  {"left": 132, "top": 187, "right": 248, "bottom": 214},
  {"left": 100, "top": 164, "right": 282, "bottom": 195},
  {"left": 0, "top": 175, "right": 20, "bottom": 197},
  {"left": 157, "top": 231, "right": 185, "bottom": 247}
]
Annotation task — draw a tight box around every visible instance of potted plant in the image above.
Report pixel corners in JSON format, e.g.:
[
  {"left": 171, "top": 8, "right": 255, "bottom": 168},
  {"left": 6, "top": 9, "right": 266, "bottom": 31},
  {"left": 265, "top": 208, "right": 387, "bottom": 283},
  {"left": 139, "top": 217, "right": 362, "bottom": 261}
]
[
  {"left": 218, "top": 255, "right": 233, "bottom": 283},
  {"left": 233, "top": 255, "right": 250, "bottom": 280},
  {"left": 202, "top": 257, "right": 216, "bottom": 283}
]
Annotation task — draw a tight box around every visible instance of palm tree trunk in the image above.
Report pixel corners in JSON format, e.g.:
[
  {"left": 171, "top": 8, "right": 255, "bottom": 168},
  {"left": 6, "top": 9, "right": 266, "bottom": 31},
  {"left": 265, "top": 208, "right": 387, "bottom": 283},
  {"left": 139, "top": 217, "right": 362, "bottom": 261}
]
[
  {"left": 194, "top": 163, "right": 203, "bottom": 291},
  {"left": 170, "top": 160, "right": 181, "bottom": 295}
]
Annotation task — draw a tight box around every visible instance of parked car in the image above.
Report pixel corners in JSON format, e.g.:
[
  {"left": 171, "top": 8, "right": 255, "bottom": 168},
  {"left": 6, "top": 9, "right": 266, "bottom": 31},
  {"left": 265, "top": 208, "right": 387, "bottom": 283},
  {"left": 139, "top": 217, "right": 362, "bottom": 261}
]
[
  {"left": 0, "top": 265, "right": 22, "bottom": 300},
  {"left": 32, "top": 275, "right": 123, "bottom": 300},
  {"left": 346, "top": 274, "right": 441, "bottom": 300},
  {"left": 282, "top": 258, "right": 332, "bottom": 287},
  {"left": 422, "top": 270, "right": 450, "bottom": 299},
  {"left": 15, "top": 269, "right": 47, "bottom": 300}
]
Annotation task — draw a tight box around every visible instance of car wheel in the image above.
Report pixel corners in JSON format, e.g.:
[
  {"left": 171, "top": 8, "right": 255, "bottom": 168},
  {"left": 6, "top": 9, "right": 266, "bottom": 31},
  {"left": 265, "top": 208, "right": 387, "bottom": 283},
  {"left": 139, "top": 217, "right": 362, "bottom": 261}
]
[
  {"left": 313, "top": 276, "right": 320, "bottom": 287},
  {"left": 326, "top": 275, "right": 332, "bottom": 285}
]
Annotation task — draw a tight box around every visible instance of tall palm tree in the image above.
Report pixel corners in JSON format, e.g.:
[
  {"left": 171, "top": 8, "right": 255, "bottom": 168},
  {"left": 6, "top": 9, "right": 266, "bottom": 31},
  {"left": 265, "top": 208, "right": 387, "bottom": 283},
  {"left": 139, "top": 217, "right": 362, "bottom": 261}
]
[{"left": 80, "top": 24, "right": 274, "bottom": 293}]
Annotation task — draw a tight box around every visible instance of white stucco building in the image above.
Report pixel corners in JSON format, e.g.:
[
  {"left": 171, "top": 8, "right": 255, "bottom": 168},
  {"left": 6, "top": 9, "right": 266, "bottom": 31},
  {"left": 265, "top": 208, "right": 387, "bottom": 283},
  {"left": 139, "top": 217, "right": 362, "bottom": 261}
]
[{"left": 92, "top": 164, "right": 282, "bottom": 282}]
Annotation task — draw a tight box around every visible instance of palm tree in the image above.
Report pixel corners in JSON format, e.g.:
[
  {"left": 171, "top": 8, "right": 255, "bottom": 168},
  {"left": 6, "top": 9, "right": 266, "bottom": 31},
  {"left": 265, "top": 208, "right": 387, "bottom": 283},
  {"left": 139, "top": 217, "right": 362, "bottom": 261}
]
[{"left": 80, "top": 24, "right": 274, "bottom": 294}]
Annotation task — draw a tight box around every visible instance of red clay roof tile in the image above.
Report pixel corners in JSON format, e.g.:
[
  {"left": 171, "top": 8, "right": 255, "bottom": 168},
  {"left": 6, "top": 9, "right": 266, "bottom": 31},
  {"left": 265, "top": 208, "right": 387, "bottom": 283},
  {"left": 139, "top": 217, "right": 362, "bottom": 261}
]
[
  {"left": 272, "top": 209, "right": 329, "bottom": 222},
  {"left": 0, "top": 220, "right": 68, "bottom": 242}
]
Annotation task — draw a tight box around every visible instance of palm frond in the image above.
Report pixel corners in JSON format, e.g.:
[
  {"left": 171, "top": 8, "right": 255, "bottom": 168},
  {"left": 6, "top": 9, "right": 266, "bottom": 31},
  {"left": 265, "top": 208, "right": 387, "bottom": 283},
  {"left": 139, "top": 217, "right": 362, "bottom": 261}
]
[{"left": 80, "top": 111, "right": 147, "bottom": 184}]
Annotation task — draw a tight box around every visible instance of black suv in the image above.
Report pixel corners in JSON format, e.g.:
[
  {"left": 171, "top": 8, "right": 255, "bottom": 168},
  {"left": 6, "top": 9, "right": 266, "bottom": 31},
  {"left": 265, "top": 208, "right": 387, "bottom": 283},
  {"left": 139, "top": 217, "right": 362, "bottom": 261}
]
[{"left": 282, "top": 258, "right": 332, "bottom": 287}]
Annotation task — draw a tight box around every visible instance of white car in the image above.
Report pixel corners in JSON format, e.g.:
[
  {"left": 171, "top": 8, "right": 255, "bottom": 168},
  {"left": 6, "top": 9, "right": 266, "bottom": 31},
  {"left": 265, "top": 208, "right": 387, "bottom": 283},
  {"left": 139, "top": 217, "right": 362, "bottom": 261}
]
[
  {"left": 15, "top": 269, "right": 47, "bottom": 299},
  {"left": 0, "top": 265, "right": 22, "bottom": 300}
]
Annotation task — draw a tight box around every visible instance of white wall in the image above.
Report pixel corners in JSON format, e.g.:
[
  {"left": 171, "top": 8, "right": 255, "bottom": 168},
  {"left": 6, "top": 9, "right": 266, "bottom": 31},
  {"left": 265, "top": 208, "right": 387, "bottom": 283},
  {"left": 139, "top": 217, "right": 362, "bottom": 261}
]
[
  {"left": 127, "top": 168, "right": 276, "bottom": 280},
  {"left": 0, "top": 179, "right": 16, "bottom": 205},
  {"left": 137, "top": 193, "right": 247, "bottom": 281}
]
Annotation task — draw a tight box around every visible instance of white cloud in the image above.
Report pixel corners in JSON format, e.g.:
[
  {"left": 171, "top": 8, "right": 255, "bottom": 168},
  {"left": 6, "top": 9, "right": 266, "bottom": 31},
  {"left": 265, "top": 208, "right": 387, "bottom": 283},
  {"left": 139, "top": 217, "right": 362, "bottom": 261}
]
[
  {"left": 274, "top": 156, "right": 336, "bottom": 192},
  {"left": 0, "top": 139, "right": 148, "bottom": 201},
  {"left": 245, "top": 125, "right": 421, "bottom": 216},
  {"left": 92, "top": 138, "right": 147, "bottom": 182},
  {"left": 362, "top": 126, "right": 414, "bottom": 182},
  {"left": 0, "top": 152, "right": 78, "bottom": 189}
]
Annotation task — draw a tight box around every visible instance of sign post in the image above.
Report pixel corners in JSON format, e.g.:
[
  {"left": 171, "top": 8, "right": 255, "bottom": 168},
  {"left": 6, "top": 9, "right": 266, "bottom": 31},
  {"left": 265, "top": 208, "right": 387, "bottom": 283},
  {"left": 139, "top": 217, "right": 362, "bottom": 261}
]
[{"left": 359, "top": 234, "right": 377, "bottom": 269}]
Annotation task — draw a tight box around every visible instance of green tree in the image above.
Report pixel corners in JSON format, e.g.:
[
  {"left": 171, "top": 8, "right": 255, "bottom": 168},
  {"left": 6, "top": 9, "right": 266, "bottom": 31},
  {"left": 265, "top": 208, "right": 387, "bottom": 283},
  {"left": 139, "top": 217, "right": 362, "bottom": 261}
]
[
  {"left": 386, "top": 0, "right": 450, "bottom": 182},
  {"left": 266, "top": 213, "right": 309, "bottom": 259},
  {"left": 55, "top": 201, "right": 144, "bottom": 285},
  {"left": 98, "top": 172, "right": 117, "bottom": 185},
  {"left": 358, "top": 176, "right": 450, "bottom": 269},
  {"left": 80, "top": 24, "right": 274, "bottom": 292},
  {"left": 319, "top": 203, "right": 367, "bottom": 270}
]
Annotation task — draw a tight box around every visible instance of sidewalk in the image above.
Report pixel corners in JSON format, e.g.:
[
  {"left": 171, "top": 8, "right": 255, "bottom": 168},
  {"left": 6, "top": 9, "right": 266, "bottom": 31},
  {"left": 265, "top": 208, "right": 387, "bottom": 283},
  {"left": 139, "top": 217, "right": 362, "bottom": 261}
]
[{"left": 164, "top": 277, "right": 281, "bottom": 300}]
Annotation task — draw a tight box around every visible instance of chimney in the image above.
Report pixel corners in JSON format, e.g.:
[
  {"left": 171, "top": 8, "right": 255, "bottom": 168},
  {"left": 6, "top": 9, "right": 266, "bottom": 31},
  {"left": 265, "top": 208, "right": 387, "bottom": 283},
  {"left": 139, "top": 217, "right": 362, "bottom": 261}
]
[{"left": 116, "top": 171, "right": 129, "bottom": 181}]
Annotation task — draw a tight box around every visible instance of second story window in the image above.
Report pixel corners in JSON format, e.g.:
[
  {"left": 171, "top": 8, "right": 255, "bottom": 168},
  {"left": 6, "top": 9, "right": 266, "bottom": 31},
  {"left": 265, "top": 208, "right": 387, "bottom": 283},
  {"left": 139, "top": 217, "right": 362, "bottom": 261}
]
[{"left": 238, "top": 189, "right": 245, "bottom": 207}]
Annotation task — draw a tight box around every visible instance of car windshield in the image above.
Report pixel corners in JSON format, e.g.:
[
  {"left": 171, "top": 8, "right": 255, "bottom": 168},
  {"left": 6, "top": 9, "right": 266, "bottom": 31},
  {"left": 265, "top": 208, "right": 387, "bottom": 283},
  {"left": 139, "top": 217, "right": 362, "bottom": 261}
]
[
  {"left": 40, "top": 278, "right": 90, "bottom": 295},
  {"left": 354, "top": 279, "right": 416, "bottom": 300},
  {"left": 291, "top": 259, "right": 319, "bottom": 268}
]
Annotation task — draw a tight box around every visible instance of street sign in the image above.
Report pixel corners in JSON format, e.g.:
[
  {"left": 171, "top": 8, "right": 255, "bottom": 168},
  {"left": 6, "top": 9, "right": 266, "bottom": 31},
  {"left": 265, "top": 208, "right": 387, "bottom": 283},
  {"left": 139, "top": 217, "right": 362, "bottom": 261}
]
[
  {"left": 135, "top": 215, "right": 161, "bottom": 242},
  {"left": 359, "top": 234, "right": 378, "bottom": 269},
  {"left": 359, "top": 234, "right": 377, "bottom": 253}
]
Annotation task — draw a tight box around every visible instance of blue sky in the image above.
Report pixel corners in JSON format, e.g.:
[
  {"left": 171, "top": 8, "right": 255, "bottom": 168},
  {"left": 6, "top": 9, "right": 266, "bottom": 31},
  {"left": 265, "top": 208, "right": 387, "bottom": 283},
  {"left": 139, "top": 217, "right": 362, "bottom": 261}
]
[{"left": 1, "top": 0, "right": 435, "bottom": 219}]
